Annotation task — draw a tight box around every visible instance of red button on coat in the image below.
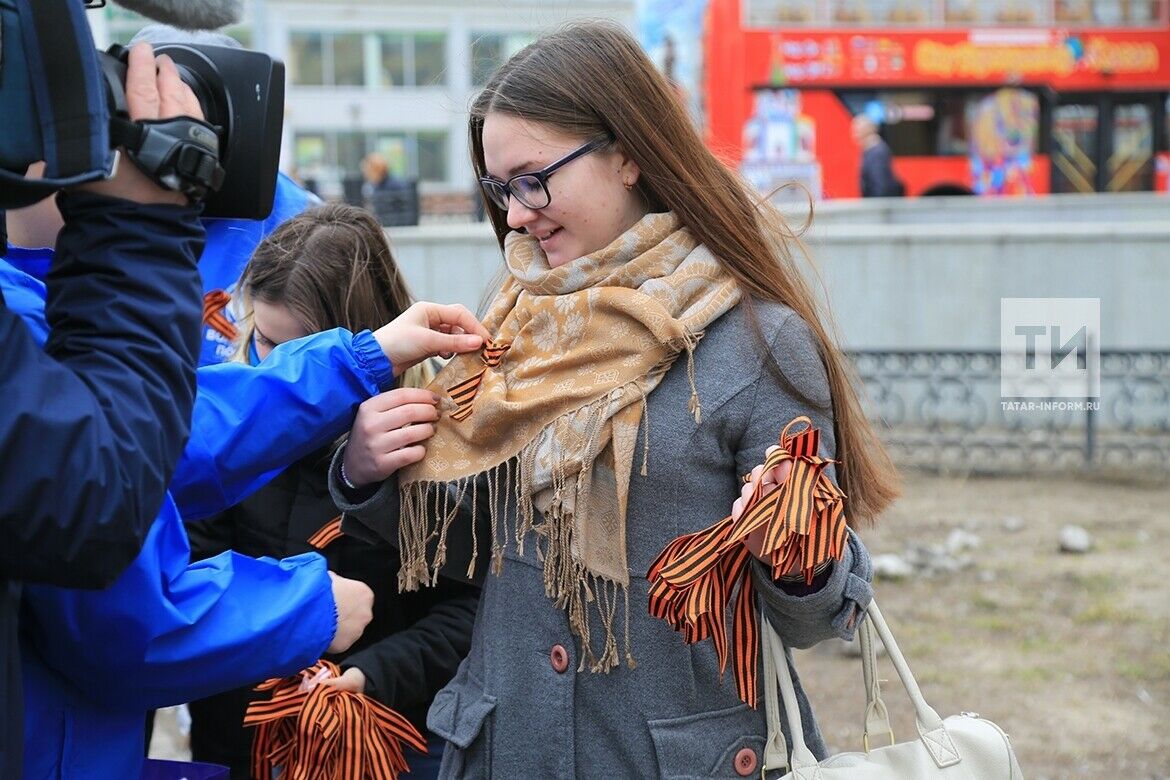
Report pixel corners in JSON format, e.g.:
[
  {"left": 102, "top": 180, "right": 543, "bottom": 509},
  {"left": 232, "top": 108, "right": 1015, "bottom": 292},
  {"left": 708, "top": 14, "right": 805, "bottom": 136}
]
[
  {"left": 550, "top": 644, "right": 569, "bottom": 673},
  {"left": 734, "top": 747, "right": 758, "bottom": 776}
]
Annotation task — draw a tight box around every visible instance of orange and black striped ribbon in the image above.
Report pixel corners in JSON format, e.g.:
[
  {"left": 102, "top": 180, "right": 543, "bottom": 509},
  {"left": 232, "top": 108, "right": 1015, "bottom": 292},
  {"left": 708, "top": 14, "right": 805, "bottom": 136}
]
[
  {"left": 244, "top": 659, "right": 428, "bottom": 780},
  {"left": 448, "top": 340, "right": 511, "bottom": 422},
  {"left": 647, "top": 416, "right": 848, "bottom": 707},
  {"left": 202, "top": 289, "right": 238, "bottom": 341},
  {"left": 308, "top": 516, "right": 344, "bottom": 550}
]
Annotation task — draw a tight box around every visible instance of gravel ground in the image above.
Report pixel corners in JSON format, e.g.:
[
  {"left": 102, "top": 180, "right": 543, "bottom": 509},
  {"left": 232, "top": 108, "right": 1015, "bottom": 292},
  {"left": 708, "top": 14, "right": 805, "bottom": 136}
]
[
  {"left": 796, "top": 471, "right": 1170, "bottom": 779},
  {"left": 150, "top": 472, "right": 1170, "bottom": 777}
]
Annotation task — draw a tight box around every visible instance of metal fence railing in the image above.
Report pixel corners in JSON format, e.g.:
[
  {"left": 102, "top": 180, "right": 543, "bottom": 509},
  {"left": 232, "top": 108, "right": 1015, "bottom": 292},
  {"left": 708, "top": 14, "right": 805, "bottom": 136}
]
[{"left": 849, "top": 350, "right": 1170, "bottom": 472}]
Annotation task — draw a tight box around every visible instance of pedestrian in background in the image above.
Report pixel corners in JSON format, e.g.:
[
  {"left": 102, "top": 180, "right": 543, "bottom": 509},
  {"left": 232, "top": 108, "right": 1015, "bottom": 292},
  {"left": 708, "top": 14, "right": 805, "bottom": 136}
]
[{"left": 852, "top": 114, "right": 905, "bottom": 197}]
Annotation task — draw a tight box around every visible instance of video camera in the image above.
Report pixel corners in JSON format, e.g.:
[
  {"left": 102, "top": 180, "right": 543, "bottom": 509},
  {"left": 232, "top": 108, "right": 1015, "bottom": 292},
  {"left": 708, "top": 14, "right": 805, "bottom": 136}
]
[{"left": 0, "top": 0, "right": 284, "bottom": 219}]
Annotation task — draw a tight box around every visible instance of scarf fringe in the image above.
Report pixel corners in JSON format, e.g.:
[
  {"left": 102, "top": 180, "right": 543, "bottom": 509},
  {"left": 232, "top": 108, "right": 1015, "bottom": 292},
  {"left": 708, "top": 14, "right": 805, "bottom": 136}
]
[{"left": 668, "top": 331, "right": 704, "bottom": 425}]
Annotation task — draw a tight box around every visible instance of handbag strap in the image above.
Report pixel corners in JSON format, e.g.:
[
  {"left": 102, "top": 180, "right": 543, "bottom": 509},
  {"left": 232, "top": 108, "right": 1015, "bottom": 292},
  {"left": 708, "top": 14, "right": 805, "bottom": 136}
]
[
  {"left": 762, "top": 612, "right": 822, "bottom": 773},
  {"left": 760, "top": 612, "right": 789, "bottom": 774},
  {"left": 858, "top": 616, "right": 893, "bottom": 749},
  {"left": 763, "top": 599, "right": 963, "bottom": 771}
]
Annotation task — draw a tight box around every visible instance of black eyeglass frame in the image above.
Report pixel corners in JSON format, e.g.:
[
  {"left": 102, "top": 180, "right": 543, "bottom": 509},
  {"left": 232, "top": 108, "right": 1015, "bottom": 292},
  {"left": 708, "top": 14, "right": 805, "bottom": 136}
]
[{"left": 478, "top": 136, "right": 613, "bottom": 211}]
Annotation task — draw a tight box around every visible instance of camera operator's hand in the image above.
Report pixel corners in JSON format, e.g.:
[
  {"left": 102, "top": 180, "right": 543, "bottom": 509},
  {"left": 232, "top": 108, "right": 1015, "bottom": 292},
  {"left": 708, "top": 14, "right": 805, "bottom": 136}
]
[
  {"left": 326, "top": 572, "right": 374, "bottom": 654},
  {"left": 373, "top": 301, "right": 490, "bottom": 377},
  {"left": 76, "top": 43, "right": 203, "bottom": 206}
]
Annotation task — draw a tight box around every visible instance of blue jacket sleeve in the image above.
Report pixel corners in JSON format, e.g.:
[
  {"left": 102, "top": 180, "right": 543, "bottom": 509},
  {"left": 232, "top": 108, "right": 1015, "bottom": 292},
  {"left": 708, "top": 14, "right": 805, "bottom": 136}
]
[
  {"left": 0, "top": 192, "right": 203, "bottom": 587},
  {"left": 21, "top": 498, "right": 336, "bottom": 710},
  {"left": 172, "top": 328, "right": 394, "bottom": 521}
]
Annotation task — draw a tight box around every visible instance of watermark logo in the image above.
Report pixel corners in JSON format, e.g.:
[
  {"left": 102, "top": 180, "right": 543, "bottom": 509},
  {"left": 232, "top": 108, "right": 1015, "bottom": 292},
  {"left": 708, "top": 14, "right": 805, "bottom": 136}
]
[{"left": 1001, "top": 298, "right": 1099, "bottom": 404}]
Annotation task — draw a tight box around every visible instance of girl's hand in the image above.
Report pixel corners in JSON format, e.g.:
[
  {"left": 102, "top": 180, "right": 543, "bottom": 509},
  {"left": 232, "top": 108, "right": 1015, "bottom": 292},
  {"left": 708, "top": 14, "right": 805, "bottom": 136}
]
[
  {"left": 342, "top": 388, "right": 441, "bottom": 487},
  {"left": 319, "top": 666, "right": 366, "bottom": 693},
  {"left": 732, "top": 445, "right": 793, "bottom": 561}
]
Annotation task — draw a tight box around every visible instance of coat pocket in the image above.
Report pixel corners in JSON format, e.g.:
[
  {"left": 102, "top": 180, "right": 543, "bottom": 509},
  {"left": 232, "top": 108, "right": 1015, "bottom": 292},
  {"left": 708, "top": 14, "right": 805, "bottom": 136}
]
[
  {"left": 428, "top": 663, "right": 496, "bottom": 778},
  {"left": 648, "top": 702, "right": 768, "bottom": 780}
]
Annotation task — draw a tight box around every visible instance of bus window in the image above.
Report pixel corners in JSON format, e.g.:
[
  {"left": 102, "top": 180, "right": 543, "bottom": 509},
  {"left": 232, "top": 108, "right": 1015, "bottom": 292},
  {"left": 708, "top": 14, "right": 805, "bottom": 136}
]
[
  {"left": 1109, "top": 102, "right": 1155, "bottom": 191},
  {"left": 743, "top": 0, "right": 817, "bottom": 27},
  {"left": 945, "top": 0, "right": 1048, "bottom": 24},
  {"left": 830, "top": 0, "right": 932, "bottom": 24},
  {"left": 1090, "top": 0, "right": 1167, "bottom": 26},
  {"left": 1053, "top": 103, "right": 1100, "bottom": 193}
]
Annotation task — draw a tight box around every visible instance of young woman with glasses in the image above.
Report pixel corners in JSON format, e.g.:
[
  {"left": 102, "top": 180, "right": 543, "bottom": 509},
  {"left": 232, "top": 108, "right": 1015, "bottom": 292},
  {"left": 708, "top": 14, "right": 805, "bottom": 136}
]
[{"left": 338, "top": 20, "right": 899, "bottom": 778}]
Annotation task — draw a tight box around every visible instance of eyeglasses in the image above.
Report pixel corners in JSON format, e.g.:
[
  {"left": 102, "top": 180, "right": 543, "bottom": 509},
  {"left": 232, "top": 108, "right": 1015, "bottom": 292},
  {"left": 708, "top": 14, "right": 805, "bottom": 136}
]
[{"left": 478, "top": 136, "right": 612, "bottom": 212}]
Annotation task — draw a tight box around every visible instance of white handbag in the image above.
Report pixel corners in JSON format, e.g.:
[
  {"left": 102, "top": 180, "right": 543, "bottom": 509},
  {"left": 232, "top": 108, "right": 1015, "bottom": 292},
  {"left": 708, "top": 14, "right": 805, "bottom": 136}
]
[{"left": 761, "top": 599, "right": 1024, "bottom": 779}]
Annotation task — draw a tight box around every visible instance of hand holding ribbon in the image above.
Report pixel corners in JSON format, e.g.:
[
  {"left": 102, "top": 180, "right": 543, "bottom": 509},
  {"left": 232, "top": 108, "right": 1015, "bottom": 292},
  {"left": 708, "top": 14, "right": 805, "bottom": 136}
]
[
  {"left": 647, "top": 416, "right": 848, "bottom": 707},
  {"left": 244, "top": 659, "right": 427, "bottom": 780}
]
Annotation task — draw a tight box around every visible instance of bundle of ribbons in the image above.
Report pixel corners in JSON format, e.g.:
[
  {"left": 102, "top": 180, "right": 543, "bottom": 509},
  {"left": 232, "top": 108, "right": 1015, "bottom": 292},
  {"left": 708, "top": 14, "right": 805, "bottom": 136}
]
[
  {"left": 647, "top": 416, "right": 848, "bottom": 707},
  {"left": 244, "top": 659, "right": 427, "bottom": 780}
]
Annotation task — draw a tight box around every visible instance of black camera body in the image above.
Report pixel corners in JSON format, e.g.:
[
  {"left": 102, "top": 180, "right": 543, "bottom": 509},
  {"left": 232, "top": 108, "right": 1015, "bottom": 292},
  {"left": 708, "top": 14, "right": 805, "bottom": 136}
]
[
  {"left": 0, "top": 0, "right": 284, "bottom": 220},
  {"left": 98, "top": 43, "right": 285, "bottom": 219}
]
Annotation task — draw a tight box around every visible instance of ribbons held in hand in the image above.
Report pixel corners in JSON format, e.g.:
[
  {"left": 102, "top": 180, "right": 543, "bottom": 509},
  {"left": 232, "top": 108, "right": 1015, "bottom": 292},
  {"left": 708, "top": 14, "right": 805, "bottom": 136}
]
[
  {"left": 647, "top": 416, "right": 847, "bottom": 707},
  {"left": 244, "top": 659, "right": 427, "bottom": 780}
]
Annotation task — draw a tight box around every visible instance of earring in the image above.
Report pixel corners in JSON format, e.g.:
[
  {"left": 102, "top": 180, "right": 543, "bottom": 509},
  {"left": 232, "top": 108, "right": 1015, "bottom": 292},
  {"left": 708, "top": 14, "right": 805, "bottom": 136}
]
[{"left": 623, "top": 179, "right": 634, "bottom": 191}]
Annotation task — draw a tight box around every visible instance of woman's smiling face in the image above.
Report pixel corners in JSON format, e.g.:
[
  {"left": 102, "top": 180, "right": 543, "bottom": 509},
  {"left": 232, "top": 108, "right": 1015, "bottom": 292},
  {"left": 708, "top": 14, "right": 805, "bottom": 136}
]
[{"left": 480, "top": 113, "right": 647, "bottom": 268}]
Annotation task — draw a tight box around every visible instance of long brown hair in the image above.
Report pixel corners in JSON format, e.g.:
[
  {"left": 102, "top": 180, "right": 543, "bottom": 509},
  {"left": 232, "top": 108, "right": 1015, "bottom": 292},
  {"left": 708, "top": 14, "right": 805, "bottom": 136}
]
[
  {"left": 235, "top": 202, "right": 432, "bottom": 389},
  {"left": 469, "top": 21, "right": 898, "bottom": 522}
]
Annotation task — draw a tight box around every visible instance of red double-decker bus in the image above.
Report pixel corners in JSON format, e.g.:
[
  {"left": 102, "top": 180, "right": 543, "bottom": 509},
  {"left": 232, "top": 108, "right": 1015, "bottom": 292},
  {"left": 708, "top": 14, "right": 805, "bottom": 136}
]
[{"left": 705, "top": 0, "right": 1170, "bottom": 198}]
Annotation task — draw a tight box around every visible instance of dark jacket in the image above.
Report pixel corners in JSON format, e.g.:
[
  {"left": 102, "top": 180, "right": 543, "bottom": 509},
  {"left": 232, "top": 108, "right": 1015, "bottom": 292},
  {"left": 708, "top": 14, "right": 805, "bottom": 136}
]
[
  {"left": 0, "top": 192, "right": 203, "bottom": 778},
  {"left": 186, "top": 449, "right": 478, "bottom": 777},
  {"left": 8, "top": 254, "right": 394, "bottom": 779},
  {"left": 860, "top": 140, "right": 904, "bottom": 198}
]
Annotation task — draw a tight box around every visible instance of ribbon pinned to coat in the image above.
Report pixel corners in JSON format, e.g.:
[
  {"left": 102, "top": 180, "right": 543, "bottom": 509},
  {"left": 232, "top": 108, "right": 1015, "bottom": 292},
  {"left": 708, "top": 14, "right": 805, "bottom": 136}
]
[
  {"left": 447, "top": 340, "right": 511, "bottom": 422},
  {"left": 646, "top": 416, "right": 848, "bottom": 707},
  {"left": 307, "top": 516, "right": 344, "bottom": 550},
  {"left": 244, "top": 659, "right": 427, "bottom": 780}
]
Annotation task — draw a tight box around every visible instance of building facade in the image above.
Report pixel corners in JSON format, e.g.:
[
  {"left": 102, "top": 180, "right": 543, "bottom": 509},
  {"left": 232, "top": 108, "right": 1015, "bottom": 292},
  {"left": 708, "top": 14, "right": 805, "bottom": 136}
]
[{"left": 95, "top": 0, "right": 634, "bottom": 207}]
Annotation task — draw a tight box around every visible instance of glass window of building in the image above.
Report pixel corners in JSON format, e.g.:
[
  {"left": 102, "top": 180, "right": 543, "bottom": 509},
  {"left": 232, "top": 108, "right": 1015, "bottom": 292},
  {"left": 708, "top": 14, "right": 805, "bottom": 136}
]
[
  {"left": 417, "top": 131, "right": 449, "bottom": 182},
  {"left": 379, "top": 34, "right": 407, "bottom": 87},
  {"left": 336, "top": 131, "right": 368, "bottom": 176},
  {"left": 471, "top": 32, "right": 535, "bottom": 87},
  {"left": 413, "top": 33, "right": 447, "bottom": 87},
  {"left": 290, "top": 31, "right": 326, "bottom": 86},
  {"left": 376, "top": 32, "right": 447, "bottom": 87},
  {"left": 295, "top": 130, "right": 450, "bottom": 185},
  {"left": 332, "top": 33, "right": 366, "bottom": 86},
  {"left": 374, "top": 133, "right": 411, "bottom": 179}
]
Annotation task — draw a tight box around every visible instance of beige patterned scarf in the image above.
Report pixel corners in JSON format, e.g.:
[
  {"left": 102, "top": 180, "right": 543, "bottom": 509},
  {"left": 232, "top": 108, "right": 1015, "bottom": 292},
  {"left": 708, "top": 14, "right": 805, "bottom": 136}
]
[{"left": 397, "top": 212, "right": 740, "bottom": 671}]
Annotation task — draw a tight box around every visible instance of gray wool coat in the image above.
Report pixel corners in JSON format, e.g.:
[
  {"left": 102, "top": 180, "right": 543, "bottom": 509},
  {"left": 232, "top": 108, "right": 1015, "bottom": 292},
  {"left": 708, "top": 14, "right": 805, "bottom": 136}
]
[{"left": 334, "top": 300, "right": 875, "bottom": 779}]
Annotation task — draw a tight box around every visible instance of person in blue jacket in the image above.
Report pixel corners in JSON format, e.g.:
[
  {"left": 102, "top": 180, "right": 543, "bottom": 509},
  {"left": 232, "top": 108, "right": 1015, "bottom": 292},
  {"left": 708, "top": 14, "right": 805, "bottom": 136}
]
[
  {"left": 0, "top": 44, "right": 209, "bottom": 779},
  {"left": 4, "top": 58, "right": 489, "bottom": 778},
  {"left": 5, "top": 247, "right": 487, "bottom": 779}
]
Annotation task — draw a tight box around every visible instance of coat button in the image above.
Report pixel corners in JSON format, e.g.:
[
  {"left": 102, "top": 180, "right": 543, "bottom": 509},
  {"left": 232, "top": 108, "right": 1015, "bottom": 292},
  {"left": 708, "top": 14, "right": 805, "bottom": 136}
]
[
  {"left": 550, "top": 644, "right": 569, "bottom": 673},
  {"left": 734, "top": 747, "right": 758, "bottom": 776}
]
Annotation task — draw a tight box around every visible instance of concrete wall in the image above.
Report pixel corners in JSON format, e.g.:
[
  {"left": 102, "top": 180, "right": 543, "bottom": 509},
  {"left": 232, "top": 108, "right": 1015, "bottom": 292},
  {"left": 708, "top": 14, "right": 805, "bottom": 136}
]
[
  {"left": 388, "top": 194, "right": 1170, "bottom": 350},
  {"left": 783, "top": 192, "right": 1170, "bottom": 226}
]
